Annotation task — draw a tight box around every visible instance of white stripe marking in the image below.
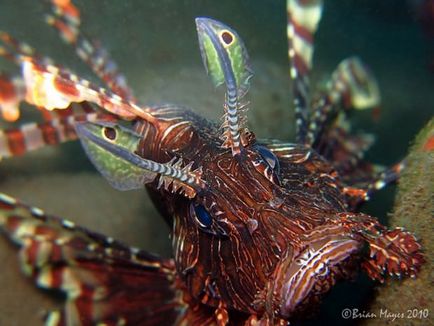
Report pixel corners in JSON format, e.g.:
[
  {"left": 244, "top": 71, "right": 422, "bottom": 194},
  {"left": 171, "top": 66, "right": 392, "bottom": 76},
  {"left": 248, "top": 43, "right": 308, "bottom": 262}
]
[{"left": 22, "top": 123, "right": 44, "bottom": 151}]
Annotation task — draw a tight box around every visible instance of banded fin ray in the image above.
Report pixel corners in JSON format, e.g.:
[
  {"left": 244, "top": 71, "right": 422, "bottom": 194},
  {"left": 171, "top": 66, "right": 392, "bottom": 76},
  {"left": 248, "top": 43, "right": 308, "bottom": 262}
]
[
  {"left": 0, "top": 73, "right": 25, "bottom": 121},
  {"left": 46, "top": 0, "right": 136, "bottom": 101},
  {"left": 307, "top": 57, "right": 381, "bottom": 146},
  {"left": 0, "top": 31, "right": 155, "bottom": 122},
  {"left": 287, "top": 0, "right": 323, "bottom": 143},
  {"left": 0, "top": 32, "right": 109, "bottom": 124},
  {"left": 0, "top": 193, "right": 185, "bottom": 326},
  {"left": 0, "top": 110, "right": 115, "bottom": 158}
]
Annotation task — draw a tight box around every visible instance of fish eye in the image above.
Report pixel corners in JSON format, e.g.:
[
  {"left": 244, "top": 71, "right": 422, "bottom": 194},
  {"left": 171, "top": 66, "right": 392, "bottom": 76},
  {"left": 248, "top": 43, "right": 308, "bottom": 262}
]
[
  {"left": 220, "top": 30, "right": 234, "bottom": 45},
  {"left": 192, "top": 204, "right": 213, "bottom": 228},
  {"left": 102, "top": 126, "right": 117, "bottom": 141},
  {"left": 256, "top": 145, "right": 280, "bottom": 174}
]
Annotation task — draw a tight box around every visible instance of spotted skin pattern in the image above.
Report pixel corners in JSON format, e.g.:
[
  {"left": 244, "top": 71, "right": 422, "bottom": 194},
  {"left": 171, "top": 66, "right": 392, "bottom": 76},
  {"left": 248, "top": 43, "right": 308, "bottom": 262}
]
[{"left": 0, "top": 0, "right": 425, "bottom": 325}]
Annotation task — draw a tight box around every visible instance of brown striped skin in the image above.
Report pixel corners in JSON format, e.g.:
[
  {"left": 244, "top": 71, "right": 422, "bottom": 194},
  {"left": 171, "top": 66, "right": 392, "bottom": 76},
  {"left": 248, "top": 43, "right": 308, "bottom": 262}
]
[
  {"left": 123, "top": 105, "right": 423, "bottom": 322},
  {"left": 0, "top": 98, "right": 413, "bottom": 323},
  {"left": 0, "top": 1, "right": 425, "bottom": 325},
  {"left": 0, "top": 38, "right": 424, "bottom": 326}
]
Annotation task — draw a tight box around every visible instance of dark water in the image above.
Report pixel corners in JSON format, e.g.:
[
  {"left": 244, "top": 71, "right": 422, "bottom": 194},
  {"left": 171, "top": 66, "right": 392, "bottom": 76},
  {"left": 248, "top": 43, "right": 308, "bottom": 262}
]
[
  {"left": 0, "top": 1, "right": 432, "bottom": 325},
  {"left": 2, "top": 0, "right": 431, "bottom": 151}
]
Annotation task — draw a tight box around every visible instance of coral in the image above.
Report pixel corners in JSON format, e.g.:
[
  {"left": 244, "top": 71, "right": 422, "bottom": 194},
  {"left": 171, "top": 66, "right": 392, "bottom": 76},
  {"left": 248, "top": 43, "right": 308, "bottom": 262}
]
[{"left": 364, "top": 118, "right": 433, "bottom": 325}]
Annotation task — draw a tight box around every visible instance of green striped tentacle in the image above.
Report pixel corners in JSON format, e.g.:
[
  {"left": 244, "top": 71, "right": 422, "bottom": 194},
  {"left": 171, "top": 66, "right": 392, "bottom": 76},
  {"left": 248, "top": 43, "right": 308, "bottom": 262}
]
[
  {"left": 75, "top": 120, "right": 206, "bottom": 198},
  {"left": 195, "top": 17, "right": 253, "bottom": 156}
]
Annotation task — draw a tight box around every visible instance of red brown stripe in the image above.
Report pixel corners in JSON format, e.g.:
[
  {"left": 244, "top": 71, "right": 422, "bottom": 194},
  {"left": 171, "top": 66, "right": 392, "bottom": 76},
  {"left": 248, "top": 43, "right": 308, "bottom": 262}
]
[
  {"left": 52, "top": 19, "right": 76, "bottom": 43},
  {"left": 50, "top": 244, "right": 63, "bottom": 262},
  {"left": 0, "top": 200, "right": 15, "bottom": 210},
  {"left": 5, "top": 215, "right": 23, "bottom": 232},
  {"left": 54, "top": 74, "right": 80, "bottom": 97},
  {"left": 26, "top": 241, "right": 40, "bottom": 268},
  {"left": 35, "top": 225, "right": 57, "bottom": 239},
  {"left": 0, "top": 75, "right": 16, "bottom": 102},
  {"left": 40, "top": 122, "right": 60, "bottom": 145},
  {"left": 80, "top": 101, "right": 96, "bottom": 114},
  {"left": 51, "top": 266, "right": 64, "bottom": 288},
  {"left": 5, "top": 128, "right": 26, "bottom": 156},
  {"left": 293, "top": 54, "right": 309, "bottom": 76},
  {"left": 292, "top": 19, "right": 313, "bottom": 43},
  {"left": 30, "top": 60, "right": 46, "bottom": 74}
]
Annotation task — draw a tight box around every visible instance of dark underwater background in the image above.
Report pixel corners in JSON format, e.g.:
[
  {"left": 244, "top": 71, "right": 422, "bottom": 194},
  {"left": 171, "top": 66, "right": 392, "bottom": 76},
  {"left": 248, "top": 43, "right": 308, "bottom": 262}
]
[{"left": 0, "top": 1, "right": 432, "bottom": 325}]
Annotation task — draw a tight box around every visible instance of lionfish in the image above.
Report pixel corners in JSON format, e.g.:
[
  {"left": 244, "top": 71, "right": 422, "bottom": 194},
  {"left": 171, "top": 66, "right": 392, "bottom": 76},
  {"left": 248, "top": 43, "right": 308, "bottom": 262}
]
[{"left": 0, "top": 0, "right": 424, "bottom": 325}]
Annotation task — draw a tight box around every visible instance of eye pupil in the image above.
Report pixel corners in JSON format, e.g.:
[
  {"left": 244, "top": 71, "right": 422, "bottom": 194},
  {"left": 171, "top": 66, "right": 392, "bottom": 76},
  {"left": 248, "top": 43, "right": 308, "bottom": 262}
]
[
  {"left": 221, "top": 31, "right": 233, "bottom": 45},
  {"left": 103, "top": 127, "right": 117, "bottom": 141},
  {"left": 194, "top": 204, "right": 213, "bottom": 227}
]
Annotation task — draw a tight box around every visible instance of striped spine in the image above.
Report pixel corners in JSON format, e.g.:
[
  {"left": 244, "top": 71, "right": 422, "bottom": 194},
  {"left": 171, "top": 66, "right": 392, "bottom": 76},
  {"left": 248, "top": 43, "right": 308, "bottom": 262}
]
[
  {"left": 157, "top": 157, "right": 205, "bottom": 198},
  {"left": 18, "top": 56, "right": 155, "bottom": 122},
  {"left": 287, "top": 0, "right": 323, "bottom": 143},
  {"left": 0, "top": 31, "right": 42, "bottom": 122},
  {"left": 46, "top": 0, "right": 135, "bottom": 101},
  {"left": 0, "top": 31, "right": 149, "bottom": 123},
  {"left": 0, "top": 31, "right": 43, "bottom": 62},
  {"left": 0, "top": 192, "right": 193, "bottom": 325},
  {"left": 306, "top": 57, "right": 380, "bottom": 146},
  {"left": 364, "top": 161, "right": 406, "bottom": 198},
  {"left": 0, "top": 73, "right": 25, "bottom": 121},
  {"left": 0, "top": 112, "right": 114, "bottom": 158}
]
